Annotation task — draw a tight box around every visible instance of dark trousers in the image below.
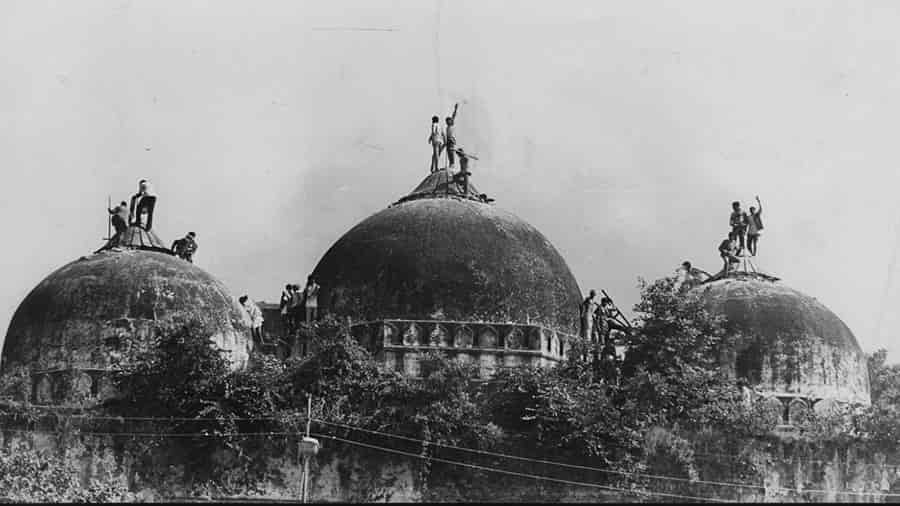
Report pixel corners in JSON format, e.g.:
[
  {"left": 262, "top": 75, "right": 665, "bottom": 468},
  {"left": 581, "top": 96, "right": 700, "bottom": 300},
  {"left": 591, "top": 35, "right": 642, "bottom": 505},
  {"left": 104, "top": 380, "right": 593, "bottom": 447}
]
[
  {"left": 306, "top": 306, "right": 317, "bottom": 324},
  {"left": 722, "top": 254, "right": 740, "bottom": 272},
  {"left": 251, "top": 326, "right": 262, "bottom": 344},
  {"left": 731, "top": 226, "right": 747, "bottom": 252},
  {"left": 111, "top": 216, "right": 127, "bottom": 235}
]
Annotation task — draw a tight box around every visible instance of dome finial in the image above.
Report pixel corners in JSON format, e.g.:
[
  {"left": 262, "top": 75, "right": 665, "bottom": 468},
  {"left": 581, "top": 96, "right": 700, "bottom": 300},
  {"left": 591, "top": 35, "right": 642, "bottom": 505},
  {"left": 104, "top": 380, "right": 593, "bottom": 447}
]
[{"left": 97, "top": 180, "right": 171, "bottom": 254}]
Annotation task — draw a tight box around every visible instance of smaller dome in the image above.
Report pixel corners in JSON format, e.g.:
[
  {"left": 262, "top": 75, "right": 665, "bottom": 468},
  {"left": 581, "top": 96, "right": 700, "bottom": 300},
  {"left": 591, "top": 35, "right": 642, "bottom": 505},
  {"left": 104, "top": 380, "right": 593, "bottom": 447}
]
[
  {"left": 693, "top": 274, "right": 870, "bottom": 405},
  {"left": 2, "top": 246, "right": 251, "bottom": 406}
]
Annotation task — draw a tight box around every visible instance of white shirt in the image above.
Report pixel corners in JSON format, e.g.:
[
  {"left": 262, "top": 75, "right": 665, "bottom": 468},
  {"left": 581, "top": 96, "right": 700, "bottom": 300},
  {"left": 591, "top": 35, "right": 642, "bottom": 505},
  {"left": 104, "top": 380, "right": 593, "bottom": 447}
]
[
  {"left": 430, "top": 124, "right": 444, "bottom": 146},
  {"left": 245, "top": 301, "right": 264, "bottom": 328}
]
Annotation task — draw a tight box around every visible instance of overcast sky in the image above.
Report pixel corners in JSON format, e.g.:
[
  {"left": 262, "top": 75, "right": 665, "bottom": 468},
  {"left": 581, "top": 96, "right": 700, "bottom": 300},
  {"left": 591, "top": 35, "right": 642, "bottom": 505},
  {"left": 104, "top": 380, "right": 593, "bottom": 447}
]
[{"left": 2, "top": 0, "right": 900, "bottom": 360}]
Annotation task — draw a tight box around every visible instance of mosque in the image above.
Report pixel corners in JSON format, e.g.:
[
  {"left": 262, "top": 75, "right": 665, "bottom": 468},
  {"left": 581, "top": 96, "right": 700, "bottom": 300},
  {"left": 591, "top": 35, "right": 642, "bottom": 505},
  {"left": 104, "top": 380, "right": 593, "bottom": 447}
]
[{"left": 0, "top": 157, "right": 871, "bottom": 422}]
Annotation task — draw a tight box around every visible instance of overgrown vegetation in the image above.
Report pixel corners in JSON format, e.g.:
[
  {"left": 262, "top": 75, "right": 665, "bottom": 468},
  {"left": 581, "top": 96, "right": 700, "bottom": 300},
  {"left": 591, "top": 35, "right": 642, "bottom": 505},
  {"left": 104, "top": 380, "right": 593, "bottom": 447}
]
[
  {"left": 0, "top": 440, "right": 132, "bottom": 502},
  {"left": 2, "top": 275, "right": 900, "bottom": 501}
]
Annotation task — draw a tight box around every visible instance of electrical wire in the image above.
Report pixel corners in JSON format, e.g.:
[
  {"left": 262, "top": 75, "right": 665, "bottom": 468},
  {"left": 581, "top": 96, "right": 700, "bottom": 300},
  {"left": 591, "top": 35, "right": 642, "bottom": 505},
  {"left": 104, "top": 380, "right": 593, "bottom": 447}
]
[
  {"left": 312, "top": 418, "right": 765, "bottom": 490},
  {"left": 313, "top": 431, "right": 735, "bottom": 503}
]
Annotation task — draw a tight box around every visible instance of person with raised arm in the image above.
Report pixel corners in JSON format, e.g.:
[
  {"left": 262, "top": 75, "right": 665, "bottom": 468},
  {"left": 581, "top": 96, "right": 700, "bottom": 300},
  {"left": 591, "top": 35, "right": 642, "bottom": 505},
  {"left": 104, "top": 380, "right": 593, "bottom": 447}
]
[
  {"left": 444, "top": 103, "right": 459, "bottom": 171},
  {"left": 747, "top": 196, "right": 764, "bottom": 256}
]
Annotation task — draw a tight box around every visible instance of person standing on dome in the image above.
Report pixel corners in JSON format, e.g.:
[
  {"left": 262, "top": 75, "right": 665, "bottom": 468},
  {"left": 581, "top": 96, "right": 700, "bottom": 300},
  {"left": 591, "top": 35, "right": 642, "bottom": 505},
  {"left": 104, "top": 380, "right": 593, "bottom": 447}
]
[
  {"left": 129, "top": 179, "right": 157, "bottom": 230},
  {"left": 444, "top": 103, "right": 459, "bottom": 171},
  {"left": 746, "top": 196, "right": 764, "bottom": 256},
  {"left": 729, "top": 201, "right": 749, "bottom": 255},
  {"left": 428, "top": 115, "right": 444, "bottom": 173},
  {"left": 304, "top": 276, "right": 320, "bottom": 324},
  {"left": 239, "top": 295, "right": 265, "bottom": 346},
  {"left": 107, "top": 201, "right": 129, "bottom": 237}
]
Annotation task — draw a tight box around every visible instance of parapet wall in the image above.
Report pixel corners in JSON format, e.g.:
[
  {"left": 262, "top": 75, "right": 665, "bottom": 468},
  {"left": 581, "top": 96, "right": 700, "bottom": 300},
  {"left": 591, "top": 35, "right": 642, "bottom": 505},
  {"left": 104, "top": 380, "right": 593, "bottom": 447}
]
[{"left": 350, "top": 319, "right": 572, "bottom": 377}]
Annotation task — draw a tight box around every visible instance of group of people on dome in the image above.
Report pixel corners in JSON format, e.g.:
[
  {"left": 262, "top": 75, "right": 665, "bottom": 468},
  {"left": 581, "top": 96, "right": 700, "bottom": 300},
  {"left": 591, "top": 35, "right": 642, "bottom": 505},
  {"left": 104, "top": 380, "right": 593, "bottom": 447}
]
[
  {"left": 106, "top": 179, "right": 198, "bottom": 262},
  {"left": 672, "top": 195, "right": 767, "bottom": 291},
  {"left": 107, "top": 179, "right": 157, "bottom": 235},
  {"left": 718, "top": 196, "right": 764, "bottom": 274},
  {"left": 428, "top": 103, "right": 479, "bottom": 177}
]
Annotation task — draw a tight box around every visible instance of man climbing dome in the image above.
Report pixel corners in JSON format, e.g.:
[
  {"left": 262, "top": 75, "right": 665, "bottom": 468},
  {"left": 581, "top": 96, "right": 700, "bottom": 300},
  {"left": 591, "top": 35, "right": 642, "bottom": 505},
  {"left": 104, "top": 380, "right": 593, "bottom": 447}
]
[
  {"left": 597, "top": 296, "right": 630, "bottom": 345},
  {"left": 729, "top": 201, "right": 749, "bottom": 255},
  {"left": 129, "top": 179, "right": 157, "bottom": 230},
  {"left": 719, "top": 232, "right": 741, "bottom": 274},
  {"left": 239, "top": 295, "right": 265, "bottom": 345},
  {"left": 107, "top": 201, "right": 129, "bottom": 237},
  {"left": 747, "top": 195, "right": 764, "bottom": 256},
  {"left": 580, "top": 289, "right": 601, "bottom": 343},
  {"left": 444, "top": 103, "right": 459, "bottom": 171},
  {"left": 452, "top": 147, "right": 478, "bottom": 195},
  {"left": 303, "top": 276, "right": 320, "bottom": 324},
  {"left": 675, "top": 261, "right": 711, "bottom": 291},
  {"left": 428, "top": 115, "right": 444, "bottom": 173},
  {"left": 171, "top": 232, "right": 198, "bottom": 263}
]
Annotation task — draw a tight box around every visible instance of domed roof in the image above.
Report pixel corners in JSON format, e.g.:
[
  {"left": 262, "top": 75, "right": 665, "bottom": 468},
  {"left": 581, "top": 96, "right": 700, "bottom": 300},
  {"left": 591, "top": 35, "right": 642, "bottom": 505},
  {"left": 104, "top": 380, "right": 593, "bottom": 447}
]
[
  {"left": 2, "top": 247, "right": 252, "bottom": 406},
  {"left": 691, "top": 274, "right": 870, "bottom": 405},
  {"left": 312, "top": 170, "right": 582, "bottom": 334}
]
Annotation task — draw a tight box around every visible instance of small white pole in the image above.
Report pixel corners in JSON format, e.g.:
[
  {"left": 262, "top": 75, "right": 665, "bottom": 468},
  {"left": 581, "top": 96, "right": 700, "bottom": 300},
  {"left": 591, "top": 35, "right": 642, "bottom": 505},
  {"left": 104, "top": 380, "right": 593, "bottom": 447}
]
[{"left": 300, "top": 395, "right": 313, "bottom": 503}]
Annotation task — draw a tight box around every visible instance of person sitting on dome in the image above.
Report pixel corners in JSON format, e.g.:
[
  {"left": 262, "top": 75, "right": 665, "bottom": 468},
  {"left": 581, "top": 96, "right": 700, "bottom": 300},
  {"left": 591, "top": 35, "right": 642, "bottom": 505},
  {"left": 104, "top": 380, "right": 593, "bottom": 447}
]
[
  {"left": 107, "top": 200, "right": 129, "bottom": 237},
  {"left": 239, "top": 295, "right": 265, "bottom": 345},
  {"left": 171, "top": 232, "right": 198, "bottom": 263},
  {"left": 719, "top": 232, "right": 741, "bottom": 274},
  {"left": 428, "top": 115, "right": 444, "bottom": 173},
  {"left": 129, "top": 179, "right": 157, "bottom": 230}
]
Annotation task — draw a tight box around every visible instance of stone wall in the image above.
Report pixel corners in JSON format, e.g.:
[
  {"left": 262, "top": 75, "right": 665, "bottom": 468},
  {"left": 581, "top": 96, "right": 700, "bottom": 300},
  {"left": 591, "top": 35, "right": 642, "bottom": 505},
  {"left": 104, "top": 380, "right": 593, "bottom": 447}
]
[{"left": 2, "top": 425, "right": 900, "bottom": 502}]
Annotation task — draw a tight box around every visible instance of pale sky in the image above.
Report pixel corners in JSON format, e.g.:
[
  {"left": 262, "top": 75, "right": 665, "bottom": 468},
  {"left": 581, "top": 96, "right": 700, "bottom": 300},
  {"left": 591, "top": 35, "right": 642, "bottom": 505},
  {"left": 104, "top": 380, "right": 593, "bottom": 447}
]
[{"left": 2, "top": 1, "right": 900, "bottom": 360}]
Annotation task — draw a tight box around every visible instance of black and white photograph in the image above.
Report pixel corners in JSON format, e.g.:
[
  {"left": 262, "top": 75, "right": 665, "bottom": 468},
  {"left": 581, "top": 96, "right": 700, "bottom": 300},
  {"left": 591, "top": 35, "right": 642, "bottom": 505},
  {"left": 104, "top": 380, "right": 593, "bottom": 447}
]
[{"left": 1, "top": 1, "right": 899, "bottom": 502}]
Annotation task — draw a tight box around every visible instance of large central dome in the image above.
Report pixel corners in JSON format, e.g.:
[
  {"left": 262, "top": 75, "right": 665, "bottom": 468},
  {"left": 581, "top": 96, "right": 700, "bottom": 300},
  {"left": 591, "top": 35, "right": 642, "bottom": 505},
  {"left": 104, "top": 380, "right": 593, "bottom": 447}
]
[{"left": 312, "top": 170, "right": 582, "bottom": 335}]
